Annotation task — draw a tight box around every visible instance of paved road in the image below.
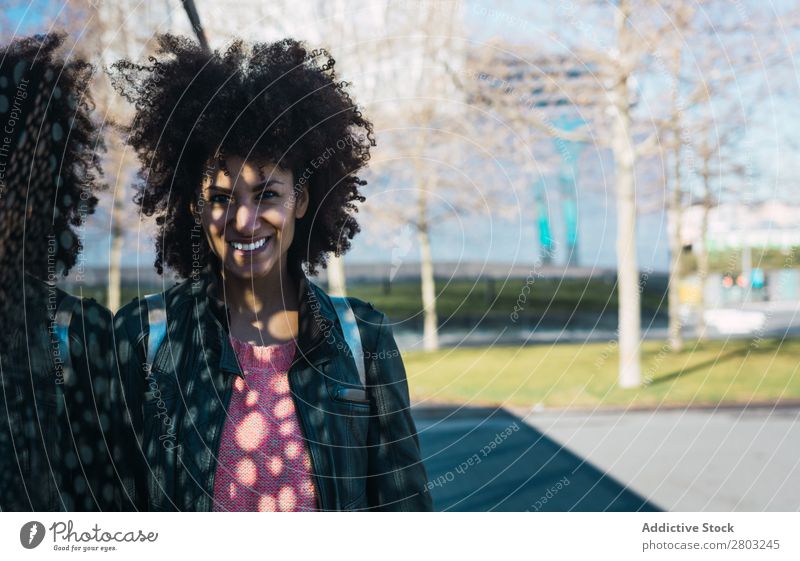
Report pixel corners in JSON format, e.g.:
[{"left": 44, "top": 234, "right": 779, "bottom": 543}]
[
  {"left": 413, "top": 404, "right": 799, "bottom": 511},
  {"left": 396, "top": 301, "right": 800, "bottom": 350}
]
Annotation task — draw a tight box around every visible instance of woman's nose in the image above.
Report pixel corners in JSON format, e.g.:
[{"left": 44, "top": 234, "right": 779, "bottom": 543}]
[{"left": 233, "top": 201, "right": 260, "bottom": 233}]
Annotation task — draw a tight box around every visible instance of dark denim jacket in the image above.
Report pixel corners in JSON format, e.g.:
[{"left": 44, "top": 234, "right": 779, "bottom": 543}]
[
  {"left": 111, "top": 266, "right": 432, "bottom": 511},
  {"left": 0, "top": 274, "right": 116, "bottom": 511}
]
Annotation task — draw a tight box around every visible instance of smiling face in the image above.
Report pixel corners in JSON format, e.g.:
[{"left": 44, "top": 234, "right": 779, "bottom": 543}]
[{"left": 198, "top": 156, "right": 308, "bottom": 282}]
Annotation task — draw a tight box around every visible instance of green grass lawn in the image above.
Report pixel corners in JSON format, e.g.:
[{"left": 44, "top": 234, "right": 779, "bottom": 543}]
[
  {"left": 87, "top": 277, "right": 670, "bottom": 322},
  {"left": 348, "top": 277, "right": 668, "bottom": 327},
  {"left": 403, "top": 338, "right": 800, "bottom": 409}
]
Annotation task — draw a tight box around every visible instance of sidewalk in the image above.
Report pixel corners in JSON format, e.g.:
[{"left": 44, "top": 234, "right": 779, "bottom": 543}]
[{"left": 513, "top": 405, "right": 800, "bottom": 511}]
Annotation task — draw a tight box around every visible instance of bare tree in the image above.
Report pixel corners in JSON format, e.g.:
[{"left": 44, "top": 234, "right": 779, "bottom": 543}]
[
  {"left": 653, "top": 0, "right": 798, "bottom": 348},
  {"left": 469, "top": 0, "right": 797, "bottom": 386},
  {"left": 325, "top": 0, "right": 470, "bottom": 351},
  {"left": 471, "top": 0, "right": 657, "bottom": 387},
  {"left": 63, "top": 0, "right": 164, "bottom": 310}
]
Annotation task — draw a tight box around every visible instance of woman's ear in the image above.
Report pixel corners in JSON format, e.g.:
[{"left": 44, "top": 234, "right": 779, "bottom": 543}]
[{"left": 295, "top": 185, "right": 309, "bottom": 219}]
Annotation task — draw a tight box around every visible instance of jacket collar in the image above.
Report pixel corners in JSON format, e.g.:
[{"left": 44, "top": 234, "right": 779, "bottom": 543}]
[{"left": 189, "top": 261, "right": 339, "bottom": 372}]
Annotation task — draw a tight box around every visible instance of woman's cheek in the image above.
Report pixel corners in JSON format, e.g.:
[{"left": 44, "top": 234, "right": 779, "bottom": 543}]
[{"left": 202, "top": 213, "right": 227, "bottom": 256}]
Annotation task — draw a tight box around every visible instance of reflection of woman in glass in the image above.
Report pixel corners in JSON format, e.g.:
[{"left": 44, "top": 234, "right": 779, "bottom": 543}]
[
  {"left": 0, "top": 34, "right": 115, "bottom": 511},
  {"left": 111, "top": 35, "right": 431, "bottom": 511}
]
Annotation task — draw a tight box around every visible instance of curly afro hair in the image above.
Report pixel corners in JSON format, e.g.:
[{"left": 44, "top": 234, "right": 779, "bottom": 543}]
[
  {"left": 110, "top": 34, "right": 375, "bottom": 279},
  {"left": 0, "top": 33, "right": 104, "bottom": 315}
]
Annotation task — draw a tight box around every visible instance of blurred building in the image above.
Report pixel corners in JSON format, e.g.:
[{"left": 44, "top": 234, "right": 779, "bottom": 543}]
[
  {"left": 681, "top": 201, "right": 800, "bottom": 306},
  {"left": 681, "top": 201, "right": 800, "bottom": 252}
]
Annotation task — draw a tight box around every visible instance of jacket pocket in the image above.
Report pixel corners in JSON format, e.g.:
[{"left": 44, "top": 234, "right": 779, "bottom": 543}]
[
  {"left": 332, "top": 384, "right": 369, "bottom": 404},
  {"left": 324, "top": 356, "right": 369, "bottom": 404}
]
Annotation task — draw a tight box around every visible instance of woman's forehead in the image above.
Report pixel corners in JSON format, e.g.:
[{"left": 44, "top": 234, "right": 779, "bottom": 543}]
[{"left": 204, "top": 156, "right": 292, "bottom": 187}]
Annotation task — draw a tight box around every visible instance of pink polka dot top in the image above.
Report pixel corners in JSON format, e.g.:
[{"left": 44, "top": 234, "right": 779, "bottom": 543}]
[{"left": 211, "top": 336, "right": 318, "bottom": 512}]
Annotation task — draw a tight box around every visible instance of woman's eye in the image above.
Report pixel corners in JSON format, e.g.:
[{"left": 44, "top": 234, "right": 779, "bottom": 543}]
[
  {"left": 209, "top": 193, "right": 231, "bottom": 204},
  {"left": 258, "top": 190, "right": 279, "bottom": 201}
]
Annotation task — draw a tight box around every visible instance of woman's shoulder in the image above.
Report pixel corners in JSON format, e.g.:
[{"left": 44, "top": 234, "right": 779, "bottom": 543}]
[
  {"left": 19, "top": 279, "right": 115, "bottom": 376},
  {"left": 307, "top": 281, "right": 387, "bottom": 326},
  {"left": 72, "top": 295, "right": 114, "bottom": 335},
  {"left": 309, "top": 284, "right": 396, "bottom": 351},
  {"left": 345, "top": 295, "right": 393, "bottom": 334}
]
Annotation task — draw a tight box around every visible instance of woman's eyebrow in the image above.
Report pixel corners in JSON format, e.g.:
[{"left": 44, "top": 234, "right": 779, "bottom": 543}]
[
  {"left": 253, "top": 178, "right": 285, "bottom": 190},
  {"left": 207, "top": 184, "right": 231, "bottom": 192},
  {"left": 207, "top": 179, "right": 284, "bottom": 192}
]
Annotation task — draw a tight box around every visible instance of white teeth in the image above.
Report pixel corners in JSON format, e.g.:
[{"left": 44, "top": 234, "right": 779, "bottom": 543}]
[{"left": 231, "top": 237, "right": 268, "bottom": 251}]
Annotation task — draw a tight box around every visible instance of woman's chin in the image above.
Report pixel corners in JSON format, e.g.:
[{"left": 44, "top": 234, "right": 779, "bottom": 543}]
[{"left": 222, "top": 258, "right": 278, "bottom": 282}]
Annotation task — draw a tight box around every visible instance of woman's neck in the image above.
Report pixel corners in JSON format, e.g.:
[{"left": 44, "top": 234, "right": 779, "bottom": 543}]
[{"left": 220, "top": 265, "right": 300, "bottom": 346}]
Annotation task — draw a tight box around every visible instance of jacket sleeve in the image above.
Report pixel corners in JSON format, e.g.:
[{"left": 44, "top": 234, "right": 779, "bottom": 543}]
[
  {"left": 365, "top": 312, "right": 433, "bottom": 511},
  {"left": 110, "top": 299, "right": 149, "bottom": 511}
]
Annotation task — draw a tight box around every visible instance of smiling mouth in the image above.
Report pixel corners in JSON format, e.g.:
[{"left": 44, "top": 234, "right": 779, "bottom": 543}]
[{"left": 229, "top": 236, "right": 271, "bottom": 253}]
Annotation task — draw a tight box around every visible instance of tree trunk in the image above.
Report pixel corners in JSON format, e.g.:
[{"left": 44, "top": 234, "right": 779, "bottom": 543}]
[
  {"left": 410, "top": 108, "right": 439, "bottom": 352},
  {"left": 667, "top": 49, "right": 684, "bottom": 352},
  {"left": 417, "top": 186, "right": 439, "bottom": 351},
  {"left": 614, "top": 125, "right": 641, "bottom": 388},
  {"left": 697, "top": 164, "right": 712, "bottom": 341},
  {"left": 612, "top": 0, "right": 641, "bottom": 388},
  {"left": 99, "top": 1, "right": 133, "bottom": 314},
  {"left": 667, "top": 151, "right": 684, "bottom": 352},
  {"left": 326, "top": 254, "right": 347, "bottom": 297},
  {"left": 107, "top": 197, "right": 124, "bottom": 312}
]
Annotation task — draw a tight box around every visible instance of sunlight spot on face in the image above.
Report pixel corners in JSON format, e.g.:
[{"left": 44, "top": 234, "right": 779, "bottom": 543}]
[
  {"left": 278, "top": 486, "right": 296, "bottom": 512},
  {"left": 235, "top": 411, "right": 268, "bottom": 451},
  {"left": 236, "top": 458, "right": 257, "bottom": 486},
  {"left": 210, "top": 170, "right": 232, "bottom": 189},
  {"left": 234, "top": 377, "right": 246, "bottom": 392},
  {"left": 235, "top": 160, "right": 263, "bottom": 185},
  {"left": 245, "top": 390, "right": 259, "bottom": 407}
]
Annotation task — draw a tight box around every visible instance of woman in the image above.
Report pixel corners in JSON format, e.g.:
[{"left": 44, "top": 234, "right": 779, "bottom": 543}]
[
  {"left": 0, "top": 34, "right": 116, "bottom": 511},
  {"left": 110, "top": 35, "right": 432, "bottom": 511}
]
